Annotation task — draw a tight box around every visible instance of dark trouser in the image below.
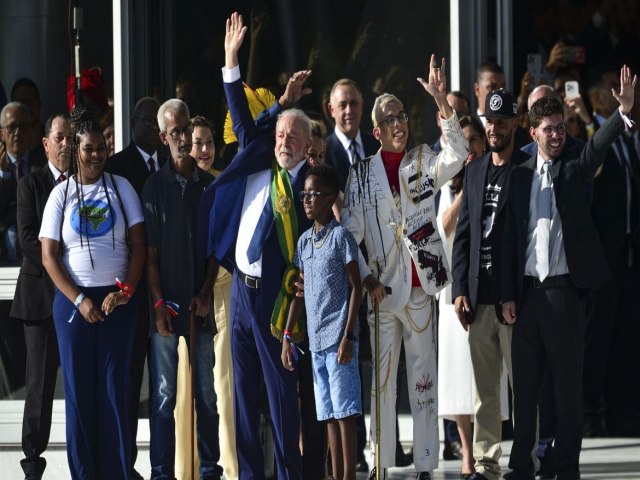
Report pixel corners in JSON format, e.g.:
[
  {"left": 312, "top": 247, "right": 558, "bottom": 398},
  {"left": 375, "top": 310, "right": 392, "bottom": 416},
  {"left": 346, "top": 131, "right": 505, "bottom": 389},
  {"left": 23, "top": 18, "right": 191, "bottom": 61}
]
[
  {"left": 583, "top": 272, "right": 639, "bottom": 434},
  {"left": 20, "top": 317, "right": 60, "bottom": 477},
  {"left": 129, "top": 284, "right": 150, "bottom": 470},
  {"left": 53, "top": 286, "right": 137, "bottom": 480},
  {"left": 298, "top": 337, "right": 328, "bottom": 479},
  {"left": 356, "top": 304, "right": 370, "bottom": 460},
  {"left": 537, "top": 368, "right": 556, "bottom": 443},
  {"left": 231, "top": 273, "right": 302, "bottom": 480},
  {"left": 510, "top": 278, "right": 582, "bottom": 480}
]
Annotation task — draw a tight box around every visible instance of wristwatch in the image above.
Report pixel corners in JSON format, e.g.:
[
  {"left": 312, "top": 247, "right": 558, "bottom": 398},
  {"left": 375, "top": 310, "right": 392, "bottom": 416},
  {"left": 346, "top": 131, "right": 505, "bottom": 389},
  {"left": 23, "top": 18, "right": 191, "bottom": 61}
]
[{"left": 344, "top": 331, "right": 356, "bottom": 342}]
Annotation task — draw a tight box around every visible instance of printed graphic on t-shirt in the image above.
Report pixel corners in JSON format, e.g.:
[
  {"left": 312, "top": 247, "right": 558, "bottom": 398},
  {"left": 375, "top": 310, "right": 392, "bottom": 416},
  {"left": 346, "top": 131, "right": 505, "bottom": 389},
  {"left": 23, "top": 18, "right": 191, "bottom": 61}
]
[
  {"left": 71, "top": 200, "right": 115, "bottom": 237},
  {"left": 480, "top": 182, "right": 501, "bottom": 271}
]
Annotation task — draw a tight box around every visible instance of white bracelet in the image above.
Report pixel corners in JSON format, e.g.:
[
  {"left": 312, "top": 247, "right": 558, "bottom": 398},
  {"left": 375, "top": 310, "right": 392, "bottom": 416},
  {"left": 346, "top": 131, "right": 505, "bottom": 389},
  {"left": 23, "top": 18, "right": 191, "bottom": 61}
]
[{"left": 74, "top": 293, "right": 86, "bottom": 308}]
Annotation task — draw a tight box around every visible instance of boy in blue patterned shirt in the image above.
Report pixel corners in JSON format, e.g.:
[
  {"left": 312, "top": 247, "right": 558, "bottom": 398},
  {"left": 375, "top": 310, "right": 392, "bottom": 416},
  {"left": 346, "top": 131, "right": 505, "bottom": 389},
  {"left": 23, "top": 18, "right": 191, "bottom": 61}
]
[{"left": 282, "top": 164, "right": 362, "bottom": 480}]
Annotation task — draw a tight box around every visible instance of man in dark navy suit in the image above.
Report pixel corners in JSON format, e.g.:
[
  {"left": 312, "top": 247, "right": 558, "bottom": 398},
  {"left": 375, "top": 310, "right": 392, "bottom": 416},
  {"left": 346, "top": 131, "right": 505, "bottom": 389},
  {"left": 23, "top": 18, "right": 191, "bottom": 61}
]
[
  {"left": 325, "top": 78, "right": 379, "bottom": 191},
  {"left": 108, "top": 97, "right": 165, "bottom": 196},
  {"left": 11, "top": 113, "right": 72, "bottom": 480},
  {"left": 197, "top": 14, "right": 318, "bottom": 479},
  {"left": 583, "top": 67, "right": 640, "bottom": 437}
]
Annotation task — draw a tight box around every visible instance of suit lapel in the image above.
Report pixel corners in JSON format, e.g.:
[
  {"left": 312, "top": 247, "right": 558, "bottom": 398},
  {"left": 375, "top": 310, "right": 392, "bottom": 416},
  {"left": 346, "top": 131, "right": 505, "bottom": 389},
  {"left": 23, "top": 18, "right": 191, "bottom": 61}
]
[
  {"left": 370, "top": 151, "right": 397, "bottom": 211},
  {"left": 551, "top": 156, "right": 562, "bottom": 181},
  {"left": 471, "top": 155, "right": 490, "bottom": 223},
  {"left": 519, "top": 155, "right": 536, "bottom": 214},
  {"left": 551, "top": 156, "right": 563, "bottom": 205},
  {"left": 328, "top": 135, "right": 351, "bottom": 173},
  {"left": 495, "top": 162, "right": 514, "bottom": 217}
]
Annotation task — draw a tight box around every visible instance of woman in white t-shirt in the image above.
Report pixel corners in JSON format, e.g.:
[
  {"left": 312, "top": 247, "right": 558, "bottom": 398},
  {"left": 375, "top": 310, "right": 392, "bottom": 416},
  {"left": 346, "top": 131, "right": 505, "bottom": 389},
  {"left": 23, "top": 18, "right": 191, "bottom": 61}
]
[{"left": 40, "top": 106, "right": 146, "bottom": 480}]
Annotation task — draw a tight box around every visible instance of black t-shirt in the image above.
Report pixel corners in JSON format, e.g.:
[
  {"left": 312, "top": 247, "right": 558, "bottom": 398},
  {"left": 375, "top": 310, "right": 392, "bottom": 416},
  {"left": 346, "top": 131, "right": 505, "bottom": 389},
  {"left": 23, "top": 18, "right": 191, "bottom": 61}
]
[{"left": 478, "top": 162, "right": 509, "bottom": 305}]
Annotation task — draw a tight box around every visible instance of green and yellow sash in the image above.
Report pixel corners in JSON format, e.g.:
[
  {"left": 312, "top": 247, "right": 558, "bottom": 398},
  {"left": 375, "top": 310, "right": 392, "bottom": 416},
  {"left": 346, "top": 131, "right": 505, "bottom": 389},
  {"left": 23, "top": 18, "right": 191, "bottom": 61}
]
[{"left": 269, "top": 160, "right": 306, "bottom": 342}]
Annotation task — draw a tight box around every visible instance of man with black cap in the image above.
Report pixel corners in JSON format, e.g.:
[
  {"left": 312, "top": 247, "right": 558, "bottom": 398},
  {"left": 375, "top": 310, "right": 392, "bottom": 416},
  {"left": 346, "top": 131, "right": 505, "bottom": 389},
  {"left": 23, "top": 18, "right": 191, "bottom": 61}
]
[{"left": 452, "top": 89, "right": 527, "bottom": 480}]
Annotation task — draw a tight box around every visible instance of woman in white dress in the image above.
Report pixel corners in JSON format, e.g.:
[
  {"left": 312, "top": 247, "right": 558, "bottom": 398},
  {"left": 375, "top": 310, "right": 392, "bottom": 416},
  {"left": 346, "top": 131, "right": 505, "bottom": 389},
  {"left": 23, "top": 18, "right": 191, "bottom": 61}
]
[{"left": 437, "top": 115, "right": 486, "bottom": 478}]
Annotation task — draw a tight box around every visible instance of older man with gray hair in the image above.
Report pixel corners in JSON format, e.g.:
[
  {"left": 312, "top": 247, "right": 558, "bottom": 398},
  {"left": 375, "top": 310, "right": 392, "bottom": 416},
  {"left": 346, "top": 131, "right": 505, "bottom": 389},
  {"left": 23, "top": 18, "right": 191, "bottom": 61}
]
[
  {"left": 0, "top": 101, "right": 46, "bottom": 263},
  {"left": 143, "top": 98, "right": 222, "bottom": 480}
]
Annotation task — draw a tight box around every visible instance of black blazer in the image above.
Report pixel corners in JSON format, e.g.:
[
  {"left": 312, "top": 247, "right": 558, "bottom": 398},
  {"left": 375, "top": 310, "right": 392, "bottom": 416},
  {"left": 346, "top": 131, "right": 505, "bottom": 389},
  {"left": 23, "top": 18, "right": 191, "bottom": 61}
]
[
  {"left": 502, "top": 111, "right": 626, "bottom": 305},
  {"left": 10, "top": 166, "right": 57, "bottom": 320},
  {"left": 0, "top": 148, "right": 46, "bottom": 232},
  {"left": 589, "top": 116, "right": 640, "bottom": 275},
  {"left": 107, "top": 142, "right": 167, "bottom": 197},
  {"left": 325, "top": 130, "right": 379, "bottom": 191},
  {"left": 452, "top": 149, "right": 529, "bottom": 312}
]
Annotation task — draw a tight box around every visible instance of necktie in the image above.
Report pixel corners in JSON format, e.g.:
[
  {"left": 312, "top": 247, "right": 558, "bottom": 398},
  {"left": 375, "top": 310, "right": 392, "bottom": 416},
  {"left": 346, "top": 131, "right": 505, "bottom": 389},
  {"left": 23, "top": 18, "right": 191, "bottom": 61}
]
[
  {"left": 58, "top": 174, "right": 66, "bottom": 183},
  {"left": 535, "top": 160, "right": 553, "bottom": 281},
  {"left": 247, "top": 197, "right": 273, "bottom": 264},
  {"left": 15, "top": 158, "right": 22, "bottom": 181},
  {"left": 349, "top": 140, "right": 362, "bottom": 164},
  {"left": 148, "top": 157, "right": 156, "bottom": 173}
]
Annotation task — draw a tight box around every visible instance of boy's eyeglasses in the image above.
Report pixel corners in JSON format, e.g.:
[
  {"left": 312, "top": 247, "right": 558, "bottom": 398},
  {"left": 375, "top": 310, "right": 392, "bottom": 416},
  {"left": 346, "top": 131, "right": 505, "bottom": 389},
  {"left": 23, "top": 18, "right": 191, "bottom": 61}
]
[{"left": 298, "top": 190, "right": 329, "bottom": 202}]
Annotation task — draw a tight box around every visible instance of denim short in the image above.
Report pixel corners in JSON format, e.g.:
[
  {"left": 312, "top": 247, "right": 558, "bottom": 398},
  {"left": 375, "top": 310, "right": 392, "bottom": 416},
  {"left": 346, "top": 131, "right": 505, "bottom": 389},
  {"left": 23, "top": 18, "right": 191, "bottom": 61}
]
[{"left": 311, "top": 341, "right": 362, "bottom": 421}]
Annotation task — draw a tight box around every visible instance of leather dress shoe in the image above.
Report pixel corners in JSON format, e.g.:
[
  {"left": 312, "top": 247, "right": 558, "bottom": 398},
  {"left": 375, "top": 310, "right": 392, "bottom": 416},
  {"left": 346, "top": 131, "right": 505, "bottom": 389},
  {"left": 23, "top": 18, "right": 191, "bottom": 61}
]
[
  {"left": 503, "top": 470, "right": 532, "bottom": 480},
  {"left": 416, "top": 472, "right": 433, "bottom": 480}
]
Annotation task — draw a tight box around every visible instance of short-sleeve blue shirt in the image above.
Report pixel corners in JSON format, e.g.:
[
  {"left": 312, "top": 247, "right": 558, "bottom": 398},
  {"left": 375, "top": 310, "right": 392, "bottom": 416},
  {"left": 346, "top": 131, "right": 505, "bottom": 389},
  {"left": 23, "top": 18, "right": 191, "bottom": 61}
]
[{"left": 294, "top": 218, "right": 359, "bottom": 352}]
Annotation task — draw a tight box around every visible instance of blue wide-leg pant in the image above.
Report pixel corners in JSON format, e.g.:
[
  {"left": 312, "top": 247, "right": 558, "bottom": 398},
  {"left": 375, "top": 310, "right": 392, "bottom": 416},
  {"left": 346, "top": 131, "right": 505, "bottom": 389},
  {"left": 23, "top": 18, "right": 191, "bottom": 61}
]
[{"left": 53, "top": 286, "right": 136, "bottom": 480}]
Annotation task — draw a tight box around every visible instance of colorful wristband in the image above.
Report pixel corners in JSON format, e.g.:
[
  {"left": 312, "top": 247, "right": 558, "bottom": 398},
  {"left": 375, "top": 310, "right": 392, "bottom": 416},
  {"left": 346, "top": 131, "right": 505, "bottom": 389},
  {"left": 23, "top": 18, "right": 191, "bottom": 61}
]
[
  {"left": 283, "top": 330, "right": 305, "bottom": 362},
  {"left": 154, "top": 299, "right": 179, "bottom": 318},
  {"left": 115, "top": 277, "right": 135, "bottom": 298}
]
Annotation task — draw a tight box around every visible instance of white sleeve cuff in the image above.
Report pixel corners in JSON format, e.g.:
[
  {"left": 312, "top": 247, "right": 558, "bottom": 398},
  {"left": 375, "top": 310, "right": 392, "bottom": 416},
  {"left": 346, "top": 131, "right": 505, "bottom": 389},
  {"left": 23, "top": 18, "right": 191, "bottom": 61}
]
[
  {"left": 221, "top": 65, "right": 241, "bottom": 83},
  {"left": 618, "top": 107, "right": 636, "bottom": 129}
]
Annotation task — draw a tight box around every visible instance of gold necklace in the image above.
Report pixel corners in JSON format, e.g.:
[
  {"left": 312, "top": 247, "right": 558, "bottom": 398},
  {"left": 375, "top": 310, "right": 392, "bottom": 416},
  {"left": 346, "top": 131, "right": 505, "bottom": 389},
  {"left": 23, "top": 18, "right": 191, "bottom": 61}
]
[{"left": 369, "top": 349, "right": 393, "bottom": 398}]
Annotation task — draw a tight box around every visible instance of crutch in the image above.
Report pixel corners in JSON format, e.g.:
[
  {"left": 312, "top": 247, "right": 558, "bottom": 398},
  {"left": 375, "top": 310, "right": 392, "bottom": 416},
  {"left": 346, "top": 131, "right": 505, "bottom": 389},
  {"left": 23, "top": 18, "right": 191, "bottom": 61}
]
[
  {"left": 374, "top": 297, "right": 382, "bottom": 480},
  {"left": 189, "top": 310, "right": 196, "bottom": 480}
]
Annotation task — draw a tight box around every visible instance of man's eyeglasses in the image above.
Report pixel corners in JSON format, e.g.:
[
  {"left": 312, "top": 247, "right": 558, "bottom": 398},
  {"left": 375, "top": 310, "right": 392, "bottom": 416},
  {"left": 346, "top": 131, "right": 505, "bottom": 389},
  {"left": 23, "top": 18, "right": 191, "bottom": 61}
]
[
  {"left": 135, "top": 115, "right": 158, "bottom": 128},
  {"left": 539, "top": 124, "right": 566, "bottom": 136},
  {"left": 167, "top": 122, "right": 194, "bottom": 141},
  {"left": 377, "top": 112, "right": 409, "bottom": 128},
  {"left": 298, "top": 190, "right": 329, "bottom": 202},
  {"left": 1, "top": 123, "right": 29, "bottom": 134}
]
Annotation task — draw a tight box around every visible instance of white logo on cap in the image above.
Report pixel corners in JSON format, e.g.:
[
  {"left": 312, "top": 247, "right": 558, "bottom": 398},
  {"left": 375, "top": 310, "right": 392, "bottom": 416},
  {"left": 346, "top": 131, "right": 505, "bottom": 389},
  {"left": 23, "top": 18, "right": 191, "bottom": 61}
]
[{"left": 489, "top": 94, "right": 502, "bottom": 111}]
